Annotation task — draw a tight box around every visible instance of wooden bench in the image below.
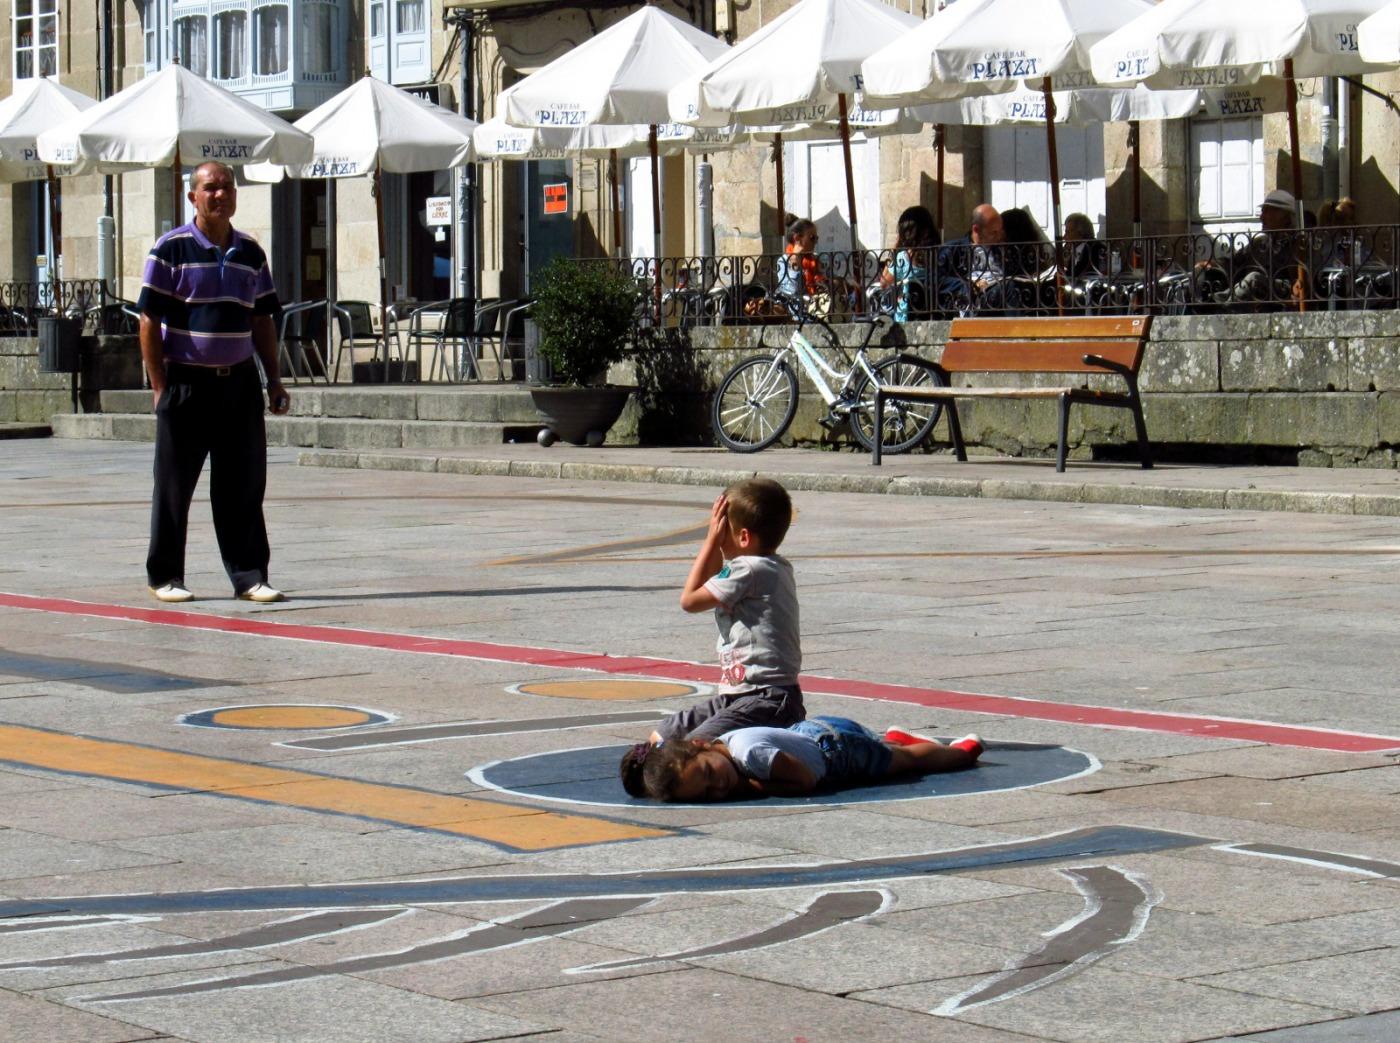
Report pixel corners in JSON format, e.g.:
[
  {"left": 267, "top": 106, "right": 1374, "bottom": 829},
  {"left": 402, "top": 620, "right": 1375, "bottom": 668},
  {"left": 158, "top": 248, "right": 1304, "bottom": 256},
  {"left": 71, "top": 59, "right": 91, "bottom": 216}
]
[{"left": 872, "top": 315, "right": 1153, "bottom": 471}]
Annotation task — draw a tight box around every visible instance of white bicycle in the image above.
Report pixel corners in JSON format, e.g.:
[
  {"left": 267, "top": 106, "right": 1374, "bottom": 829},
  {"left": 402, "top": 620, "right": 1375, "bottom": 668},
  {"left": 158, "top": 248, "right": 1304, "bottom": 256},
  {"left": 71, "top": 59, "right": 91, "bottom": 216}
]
[{"left": 711, "top": 296, "right": 945, "bottom": 454}]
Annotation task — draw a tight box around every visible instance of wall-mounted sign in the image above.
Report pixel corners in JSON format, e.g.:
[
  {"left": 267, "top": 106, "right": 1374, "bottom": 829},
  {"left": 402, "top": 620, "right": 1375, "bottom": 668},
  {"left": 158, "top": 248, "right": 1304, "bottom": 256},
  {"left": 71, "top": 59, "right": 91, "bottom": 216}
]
[
  {"left": 425, "top": 197, "right": 453, "bottom": 226},
  {"left": 543, "top": 182, "right": 568, "bottom": 215}
]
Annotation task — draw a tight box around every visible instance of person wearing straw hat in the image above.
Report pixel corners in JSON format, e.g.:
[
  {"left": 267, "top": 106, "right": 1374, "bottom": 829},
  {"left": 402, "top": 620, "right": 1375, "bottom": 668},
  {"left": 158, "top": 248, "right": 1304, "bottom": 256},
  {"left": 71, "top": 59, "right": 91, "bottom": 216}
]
[
  {"left": 1209, "top": 189, "right": 1301, "bottom": 308},
  {"left": 137, "top": 160, "right": 289, "bottom": 605}
]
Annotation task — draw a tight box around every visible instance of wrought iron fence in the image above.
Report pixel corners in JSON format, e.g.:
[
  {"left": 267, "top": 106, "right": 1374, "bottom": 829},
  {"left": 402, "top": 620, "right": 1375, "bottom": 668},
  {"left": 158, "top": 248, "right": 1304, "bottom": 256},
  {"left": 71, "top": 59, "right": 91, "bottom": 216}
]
[
  {"left": 0, "top": 280, "right": 137, "bottom": 336},
  {"left": 594, "top": 224, "right": 1400, "bottom": 327}
]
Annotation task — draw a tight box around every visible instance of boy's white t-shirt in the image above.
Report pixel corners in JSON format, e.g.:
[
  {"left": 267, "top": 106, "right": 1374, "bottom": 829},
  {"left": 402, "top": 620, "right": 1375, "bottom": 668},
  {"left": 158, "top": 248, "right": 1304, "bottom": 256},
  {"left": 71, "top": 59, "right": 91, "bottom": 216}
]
[
  {"left": 703, "top": 553, "right": 801, "bottom": 695},
  {"left": 720, "top": 726, "right": 827, "bottom": 782}
]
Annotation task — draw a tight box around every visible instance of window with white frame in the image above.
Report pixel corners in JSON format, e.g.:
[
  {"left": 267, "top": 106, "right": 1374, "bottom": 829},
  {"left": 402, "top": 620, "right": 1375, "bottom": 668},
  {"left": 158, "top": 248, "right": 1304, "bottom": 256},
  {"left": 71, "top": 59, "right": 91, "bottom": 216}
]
[
  {"left": 369, "top": 0, "right": 430, "bottom": 84},
  {"left": 301, "top": 0, "right": 338, "bottom": 77},
  {"left": 254, "top": 3, "right": 289, "bottom": 76},
  {"left": 13, "top": 0, "right": 59, "bottom": 80},
  {"left": 395, "top": 0, "right": 424, "bottom": 34},
  {"left": 1191, "top": 115, "right": 1265, "bottom": 233},
  {"left": 214, "top": 10, "right": 248, "bottom": 80},
  {"left": 140, "top": 1, "right": 160, "bottom": 68},
  {"left": 175, "top": 14, "right": 209, "bottom": 76}
]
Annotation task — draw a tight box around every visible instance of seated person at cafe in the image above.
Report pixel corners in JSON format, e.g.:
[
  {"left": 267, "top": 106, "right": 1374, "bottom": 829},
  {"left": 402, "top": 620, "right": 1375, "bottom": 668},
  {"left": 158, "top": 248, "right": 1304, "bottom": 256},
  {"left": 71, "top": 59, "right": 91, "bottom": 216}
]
[
  {"left": 936, "top": 204, "right": 1009, "bottom": 314},
  {"left": 879, "top": 205, "right": 940, "bottom": 322},
  {"left": 776, "top": 219, "right": 844, "bottom": 314},
  {"left": 1063, "top": 212, "right": 1114, "bottom": 279},
  {"left": 1208, "top": 189, "right": 1300, "bottom": 308}
]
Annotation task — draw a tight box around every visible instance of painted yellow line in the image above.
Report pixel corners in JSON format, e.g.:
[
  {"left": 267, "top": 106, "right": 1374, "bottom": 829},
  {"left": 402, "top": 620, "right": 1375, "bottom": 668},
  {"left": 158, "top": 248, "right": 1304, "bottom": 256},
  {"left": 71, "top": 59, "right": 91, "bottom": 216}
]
[
  {"left": 211, "top": 706, "right": 375, "bottom": 729},
  {"left": 516, "top": 679, "right": 701, "bottom": 701},
  {"left": 0, "top": 725, "right": 668, "bottom": 851}
]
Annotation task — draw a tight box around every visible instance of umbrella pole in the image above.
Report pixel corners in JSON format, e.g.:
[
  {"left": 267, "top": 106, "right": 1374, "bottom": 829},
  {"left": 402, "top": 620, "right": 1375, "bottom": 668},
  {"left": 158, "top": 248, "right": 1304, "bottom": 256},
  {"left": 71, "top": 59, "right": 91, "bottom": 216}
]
[
  {"left": 374, "top": 167, "right": 391, "bottom": 382},
  {"left": 1130, "top": 120, "right": 1142, "bottom": 240},
  {"left": 1041, "top": 77, "right": 1064, "bottom": 315},
  {"left": 1285, "top": 58, "right": 1307, "bottom": 313},
  {"left": 609, "top": 149, "right": 623, "bottom": 260},
  {"left": 649, "top": 125, "right": 662, "bottom": 321},
  {"left": 172, "top": 143, "right": 183, "bottom": 234},
  {"left": 775, "top": 132, "right": 786, "bottom": 244},
  {"left": 46, "top": 166, "right": 62, "bottom": 312},
  {"left": 837, "top": 94, "right": 862, "bottom": 313},
  {"left": 935, "top": 124, "right": 946, "bottom": 233},
  {"left": 326, "top": 177, "right": 338, "bottom": 382}
]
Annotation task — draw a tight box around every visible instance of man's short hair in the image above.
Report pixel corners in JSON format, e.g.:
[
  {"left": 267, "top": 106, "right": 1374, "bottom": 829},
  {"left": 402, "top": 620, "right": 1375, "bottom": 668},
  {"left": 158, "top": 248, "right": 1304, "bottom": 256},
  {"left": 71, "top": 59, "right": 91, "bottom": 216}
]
[
  {"left": 191, "top": 161, "right": 236, "bottom": 190},
  {"left": 724, "top": 477, "right": 792, "bottom": 552}
]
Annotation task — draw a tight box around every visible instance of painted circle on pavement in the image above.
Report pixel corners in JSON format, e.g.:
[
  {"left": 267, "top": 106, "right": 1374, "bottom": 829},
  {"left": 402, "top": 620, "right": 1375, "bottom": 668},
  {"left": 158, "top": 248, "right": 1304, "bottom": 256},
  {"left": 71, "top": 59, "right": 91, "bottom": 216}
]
[
  {"left": 181, "top": 705, "right": 391, "bottom": 730},
  {"left": 509, "top": 679, "right": 710, "bottom": 702},
  {"left": 469, "top": 739, "right": 1099, "bottom": 808}
]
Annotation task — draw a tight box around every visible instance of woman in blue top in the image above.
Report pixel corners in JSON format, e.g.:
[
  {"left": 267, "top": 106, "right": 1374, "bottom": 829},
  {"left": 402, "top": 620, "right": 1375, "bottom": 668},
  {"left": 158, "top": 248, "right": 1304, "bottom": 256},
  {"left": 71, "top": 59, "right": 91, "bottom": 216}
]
[
  {"left": 625, "top": 715, "right": 982, "bottom": 802},
  {"left": 879, "top": 206, "right": 940, "bottom": 322}
]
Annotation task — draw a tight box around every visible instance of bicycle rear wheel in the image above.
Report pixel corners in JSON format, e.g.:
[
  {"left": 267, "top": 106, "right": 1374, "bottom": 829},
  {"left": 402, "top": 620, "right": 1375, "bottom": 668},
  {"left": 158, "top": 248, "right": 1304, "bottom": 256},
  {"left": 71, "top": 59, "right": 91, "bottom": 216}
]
[
  {"left": 712, "top": 354, "right": 800, "bottom": 452},
  {"left": 849, "top": 355, "right": 944, "bottom": 454}
]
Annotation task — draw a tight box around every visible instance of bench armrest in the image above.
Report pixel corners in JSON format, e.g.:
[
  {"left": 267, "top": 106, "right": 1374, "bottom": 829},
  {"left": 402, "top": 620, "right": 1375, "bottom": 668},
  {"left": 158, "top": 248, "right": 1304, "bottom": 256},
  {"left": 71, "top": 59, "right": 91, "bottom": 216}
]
[{"left": 1082, "top": 353, "right": 1133, "bottom": 379}]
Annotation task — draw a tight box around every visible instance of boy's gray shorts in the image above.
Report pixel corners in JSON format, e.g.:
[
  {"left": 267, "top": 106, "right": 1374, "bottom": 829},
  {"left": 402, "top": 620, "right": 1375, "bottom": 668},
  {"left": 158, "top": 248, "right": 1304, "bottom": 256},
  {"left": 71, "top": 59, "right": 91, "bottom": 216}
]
[{"left": 655, "top": 684, "right": 805, "bottom": 742}]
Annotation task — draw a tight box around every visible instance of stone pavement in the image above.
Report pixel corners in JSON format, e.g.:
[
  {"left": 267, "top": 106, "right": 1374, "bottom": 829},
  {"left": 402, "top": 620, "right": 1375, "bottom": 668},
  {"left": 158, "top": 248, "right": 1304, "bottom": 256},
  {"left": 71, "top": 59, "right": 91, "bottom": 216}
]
[{"left": 1, "top": 437, "right": 1399, "bottom": 1043}]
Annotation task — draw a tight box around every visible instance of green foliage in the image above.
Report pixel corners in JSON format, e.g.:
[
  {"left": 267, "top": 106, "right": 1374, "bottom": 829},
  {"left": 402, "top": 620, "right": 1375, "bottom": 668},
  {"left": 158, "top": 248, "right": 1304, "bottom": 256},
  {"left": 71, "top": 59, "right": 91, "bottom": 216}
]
[{"left": 531, "top": 258, "right": 644, "bottom": 386}]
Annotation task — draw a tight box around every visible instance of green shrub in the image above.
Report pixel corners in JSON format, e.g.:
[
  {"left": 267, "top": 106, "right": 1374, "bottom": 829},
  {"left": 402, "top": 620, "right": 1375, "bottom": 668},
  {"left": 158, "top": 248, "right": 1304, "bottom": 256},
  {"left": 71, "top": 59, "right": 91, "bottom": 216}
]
[{"left": 531, "top": 258, "right": 644, "bottom": 385}]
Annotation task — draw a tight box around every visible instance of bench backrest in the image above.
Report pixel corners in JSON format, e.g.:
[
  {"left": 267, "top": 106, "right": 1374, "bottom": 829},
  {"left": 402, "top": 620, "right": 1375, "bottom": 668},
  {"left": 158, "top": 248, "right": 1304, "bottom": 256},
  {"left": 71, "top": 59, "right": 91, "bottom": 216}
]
[{"left": 943, "top": 316, "right": 1151, "bottom": 375}]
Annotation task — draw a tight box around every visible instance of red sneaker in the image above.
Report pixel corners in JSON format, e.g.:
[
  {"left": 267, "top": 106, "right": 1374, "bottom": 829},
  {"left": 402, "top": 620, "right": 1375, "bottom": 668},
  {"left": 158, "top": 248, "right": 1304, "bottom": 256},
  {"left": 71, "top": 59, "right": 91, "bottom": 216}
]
[
  {"left": 950, "top": 734, "right": 984, "bottom": 761},
  {"left": 884, "top": 727, "right": 933, "bottom": 747}
]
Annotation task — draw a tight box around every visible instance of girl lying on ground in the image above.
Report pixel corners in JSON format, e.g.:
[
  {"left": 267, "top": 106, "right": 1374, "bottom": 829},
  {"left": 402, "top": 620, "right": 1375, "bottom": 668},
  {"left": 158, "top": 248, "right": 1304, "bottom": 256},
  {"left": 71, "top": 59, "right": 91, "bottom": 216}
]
[{"left": 620, "top": 715, "right": 983, "bottom": 802}]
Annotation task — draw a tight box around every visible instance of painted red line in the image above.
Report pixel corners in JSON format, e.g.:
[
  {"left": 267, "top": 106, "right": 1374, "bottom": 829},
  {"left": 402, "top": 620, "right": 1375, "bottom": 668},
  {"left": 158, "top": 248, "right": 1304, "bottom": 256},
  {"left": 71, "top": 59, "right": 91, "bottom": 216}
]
[{"left": 4, "top": 591, "right": 1398, "bottom": 754}]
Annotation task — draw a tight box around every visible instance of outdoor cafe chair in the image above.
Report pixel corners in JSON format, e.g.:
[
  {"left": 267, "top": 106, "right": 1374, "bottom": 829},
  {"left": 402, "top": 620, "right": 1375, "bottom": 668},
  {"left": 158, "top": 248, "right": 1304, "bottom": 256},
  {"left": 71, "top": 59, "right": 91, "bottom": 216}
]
[
  {"left": 277, "top": 300, "right": 330, "bottom": 383},
  {"left": 331, "top": 300, "right": 393, "bottom": 383}
]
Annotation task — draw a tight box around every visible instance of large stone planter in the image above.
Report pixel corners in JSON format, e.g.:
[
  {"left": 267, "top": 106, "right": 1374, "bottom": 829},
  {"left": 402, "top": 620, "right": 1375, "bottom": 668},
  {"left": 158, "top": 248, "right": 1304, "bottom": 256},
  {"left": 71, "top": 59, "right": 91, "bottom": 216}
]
[{"left": 530, "top": 385, "right": 632, "bottom": 446}]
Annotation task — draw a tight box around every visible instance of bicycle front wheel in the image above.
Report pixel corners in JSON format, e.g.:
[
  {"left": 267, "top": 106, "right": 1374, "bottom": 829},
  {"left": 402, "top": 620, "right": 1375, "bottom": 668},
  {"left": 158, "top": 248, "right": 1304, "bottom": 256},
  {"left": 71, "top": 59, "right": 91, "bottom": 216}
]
[
  {"left": 849, "top": 355, "right": 944, "bottom": 454},
  {"left": 712, "top": 354, "right": 800, "bottom": 452}
]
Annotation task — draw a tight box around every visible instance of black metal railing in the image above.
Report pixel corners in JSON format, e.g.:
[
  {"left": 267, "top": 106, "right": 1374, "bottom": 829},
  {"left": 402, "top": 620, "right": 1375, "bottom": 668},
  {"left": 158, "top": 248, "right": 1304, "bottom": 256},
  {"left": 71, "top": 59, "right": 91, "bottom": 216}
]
[
  {"left": 0, "top": 280, "right": 135, "bottom": 335},
  {"left": 595, "top": 224, "right": 1400, "bottom": 327}
]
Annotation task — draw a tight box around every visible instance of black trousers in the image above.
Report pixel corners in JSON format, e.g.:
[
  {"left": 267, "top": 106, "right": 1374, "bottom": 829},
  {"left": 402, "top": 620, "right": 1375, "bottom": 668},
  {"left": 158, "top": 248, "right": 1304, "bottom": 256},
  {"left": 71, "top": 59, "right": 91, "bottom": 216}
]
[{"left": 146, "top": 360, "right": 270, "bottom": 594}]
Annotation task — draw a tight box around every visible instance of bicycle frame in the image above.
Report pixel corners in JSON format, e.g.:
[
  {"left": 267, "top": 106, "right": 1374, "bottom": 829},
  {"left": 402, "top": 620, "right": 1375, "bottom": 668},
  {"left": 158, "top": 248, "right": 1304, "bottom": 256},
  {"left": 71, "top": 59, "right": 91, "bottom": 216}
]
[{"left": 778, "top": 327, "right": 879, "bottom": 407}]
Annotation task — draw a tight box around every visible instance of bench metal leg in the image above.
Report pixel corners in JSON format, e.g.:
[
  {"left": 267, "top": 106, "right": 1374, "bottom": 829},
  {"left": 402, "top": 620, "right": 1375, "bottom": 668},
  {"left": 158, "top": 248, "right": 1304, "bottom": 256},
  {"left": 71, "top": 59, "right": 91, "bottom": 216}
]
[
  {"left": 1056, "top": 394, "right": 1071, "bottom": 472},
  {"left": 1128, "top": 386, "right": 1153, "bottom": 470},
  {"left": 872, "top": 388, "right": 884, "bottom": 466},
  {"left": 945, "top": 400, "right": 967, "bottom": 462}
]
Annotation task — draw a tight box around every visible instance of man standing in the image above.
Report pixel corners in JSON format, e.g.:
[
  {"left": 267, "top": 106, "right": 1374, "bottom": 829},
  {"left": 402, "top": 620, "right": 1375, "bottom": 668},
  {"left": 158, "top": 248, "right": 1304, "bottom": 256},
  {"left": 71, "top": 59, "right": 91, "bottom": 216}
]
[{"left": 138, "top": 160, "right": 289, "bottom": 604}]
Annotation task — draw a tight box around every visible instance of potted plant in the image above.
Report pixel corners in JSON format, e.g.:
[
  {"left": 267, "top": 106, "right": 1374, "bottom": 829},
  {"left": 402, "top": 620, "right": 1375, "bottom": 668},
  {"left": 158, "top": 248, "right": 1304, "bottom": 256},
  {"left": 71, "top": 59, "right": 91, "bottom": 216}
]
[{"left": 528, "top": 257, "right": 644, "bottom": 446}]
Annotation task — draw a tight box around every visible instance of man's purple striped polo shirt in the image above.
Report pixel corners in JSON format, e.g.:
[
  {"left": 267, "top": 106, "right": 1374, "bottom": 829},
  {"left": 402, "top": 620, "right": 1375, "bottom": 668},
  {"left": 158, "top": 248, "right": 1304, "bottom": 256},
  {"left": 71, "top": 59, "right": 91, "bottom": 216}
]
[{"left": 137, "top": 221, "right": 282, "bottom": 367}]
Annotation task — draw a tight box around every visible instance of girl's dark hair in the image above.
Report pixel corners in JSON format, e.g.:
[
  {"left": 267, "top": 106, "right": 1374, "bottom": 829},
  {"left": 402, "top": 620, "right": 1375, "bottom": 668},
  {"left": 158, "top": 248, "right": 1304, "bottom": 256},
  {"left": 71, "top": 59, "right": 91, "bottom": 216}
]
[
  {"left": 617, "top": 740, "right": 707, "bottom": 801},
  {"left": 785, "top": 218, "right": 817, "bottom": 245},
  {"left": 895, "top": 206, "right": 939, "bottom": 250}
]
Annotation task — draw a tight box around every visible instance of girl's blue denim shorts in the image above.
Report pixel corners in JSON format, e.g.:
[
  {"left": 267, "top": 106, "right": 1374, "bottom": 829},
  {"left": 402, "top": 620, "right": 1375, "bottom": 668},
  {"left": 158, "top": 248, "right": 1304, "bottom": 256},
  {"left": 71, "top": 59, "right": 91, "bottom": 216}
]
[{"left": 789, "top": 716, "right": 891, "bottom": 784}]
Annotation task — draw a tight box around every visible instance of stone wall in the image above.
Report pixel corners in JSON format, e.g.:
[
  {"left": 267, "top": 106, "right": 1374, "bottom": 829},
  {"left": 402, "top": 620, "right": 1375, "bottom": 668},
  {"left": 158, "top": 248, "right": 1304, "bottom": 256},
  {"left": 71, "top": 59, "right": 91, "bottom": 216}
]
[
  {"left": 642, "top": 312, "right": 1400, "bottom": 468},
  {"left": 0, "top": 336, "right": 144, "bottom": 421}
]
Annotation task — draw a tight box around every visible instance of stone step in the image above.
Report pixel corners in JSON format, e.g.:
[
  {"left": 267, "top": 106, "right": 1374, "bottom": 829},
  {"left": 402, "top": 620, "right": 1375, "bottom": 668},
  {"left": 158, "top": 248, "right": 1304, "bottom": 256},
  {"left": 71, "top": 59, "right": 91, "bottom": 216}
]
[
  {"left": 99, "top": 384, "right": 541, "bottom": 424},
  {"left": 52, "top": 412, "right": 533, "bottom": 450}
]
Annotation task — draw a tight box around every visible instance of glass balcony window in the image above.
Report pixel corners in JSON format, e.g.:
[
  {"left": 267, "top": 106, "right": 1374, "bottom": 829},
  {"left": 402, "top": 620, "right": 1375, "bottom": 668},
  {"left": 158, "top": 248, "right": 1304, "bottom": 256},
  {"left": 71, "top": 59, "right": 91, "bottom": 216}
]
[
  {"left": 12, "top": 0, "right": 58, "bottom": 81},
  {"left": 255, "top": 4, "right": 289, "bottom": 76},
  {"left": 214, "top": 10, "right": 248, "bottom": 80},
  {"left": 301, "top": 1, "right": 337, "bottom": 77},
  {"left": 175, "top": 15, "right": 209, "bottom": 76},
  {"left": 395, "top": 0, "right": 423, "bottom": 34}
]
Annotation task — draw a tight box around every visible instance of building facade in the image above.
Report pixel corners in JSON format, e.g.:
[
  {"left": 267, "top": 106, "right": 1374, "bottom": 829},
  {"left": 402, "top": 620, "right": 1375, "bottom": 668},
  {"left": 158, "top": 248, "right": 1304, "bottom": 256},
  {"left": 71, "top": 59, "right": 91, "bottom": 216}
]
[{"left": 4, "top": 0, "right": 1400, "bottom": 316}]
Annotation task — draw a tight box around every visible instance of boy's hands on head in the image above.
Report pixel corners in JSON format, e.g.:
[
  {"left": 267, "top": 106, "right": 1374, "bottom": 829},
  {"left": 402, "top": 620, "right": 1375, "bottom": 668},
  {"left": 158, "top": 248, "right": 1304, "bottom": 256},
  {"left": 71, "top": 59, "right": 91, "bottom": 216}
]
[
  {"left": 680, "top": 492, "right": 730, "bottom": 614},
  {"left": 708, "top": 494, "right": 730, "bottom": 545}
]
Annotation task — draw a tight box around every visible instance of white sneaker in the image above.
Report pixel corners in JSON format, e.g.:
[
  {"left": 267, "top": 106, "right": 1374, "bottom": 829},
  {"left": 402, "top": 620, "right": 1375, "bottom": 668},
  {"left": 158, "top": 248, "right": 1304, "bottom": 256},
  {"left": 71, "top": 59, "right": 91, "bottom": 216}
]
[
  {"left": 149, "top": 582, "right": 193, "bottom": 603},
  {"left": 236, "top": 583, "right": 285, "bottom": 603}
]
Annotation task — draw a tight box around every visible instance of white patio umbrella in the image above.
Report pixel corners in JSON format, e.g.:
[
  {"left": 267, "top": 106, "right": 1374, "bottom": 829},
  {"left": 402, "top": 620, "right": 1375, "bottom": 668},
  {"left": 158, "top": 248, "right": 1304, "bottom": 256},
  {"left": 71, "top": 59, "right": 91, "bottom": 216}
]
[
  {"left": 915, "top": 83, "right": 1206, "bottom": 235},
  {"left": 0, "top": 78, "right": 96, "bottom": 303},
  {"left": 246, "top": 76, "right": 478, "bottom": 381},
  {"left": 1359, "top": 0, "right": 1400, "bottom": 61},
  {"left": 671, "top": 0, "right": 921, "bottom": 253},
  {"left": 37, "top": 64, "right": 312, "bottom": 223},
  {"left": 1090, "top": 0, "right": 1392, "bottom": 226},
  {"left": 498, "top": 6, "right": 729, "bottom": 263},
  {"left": 863, "top": 0, "right": 1158, "bottom": 256}
]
